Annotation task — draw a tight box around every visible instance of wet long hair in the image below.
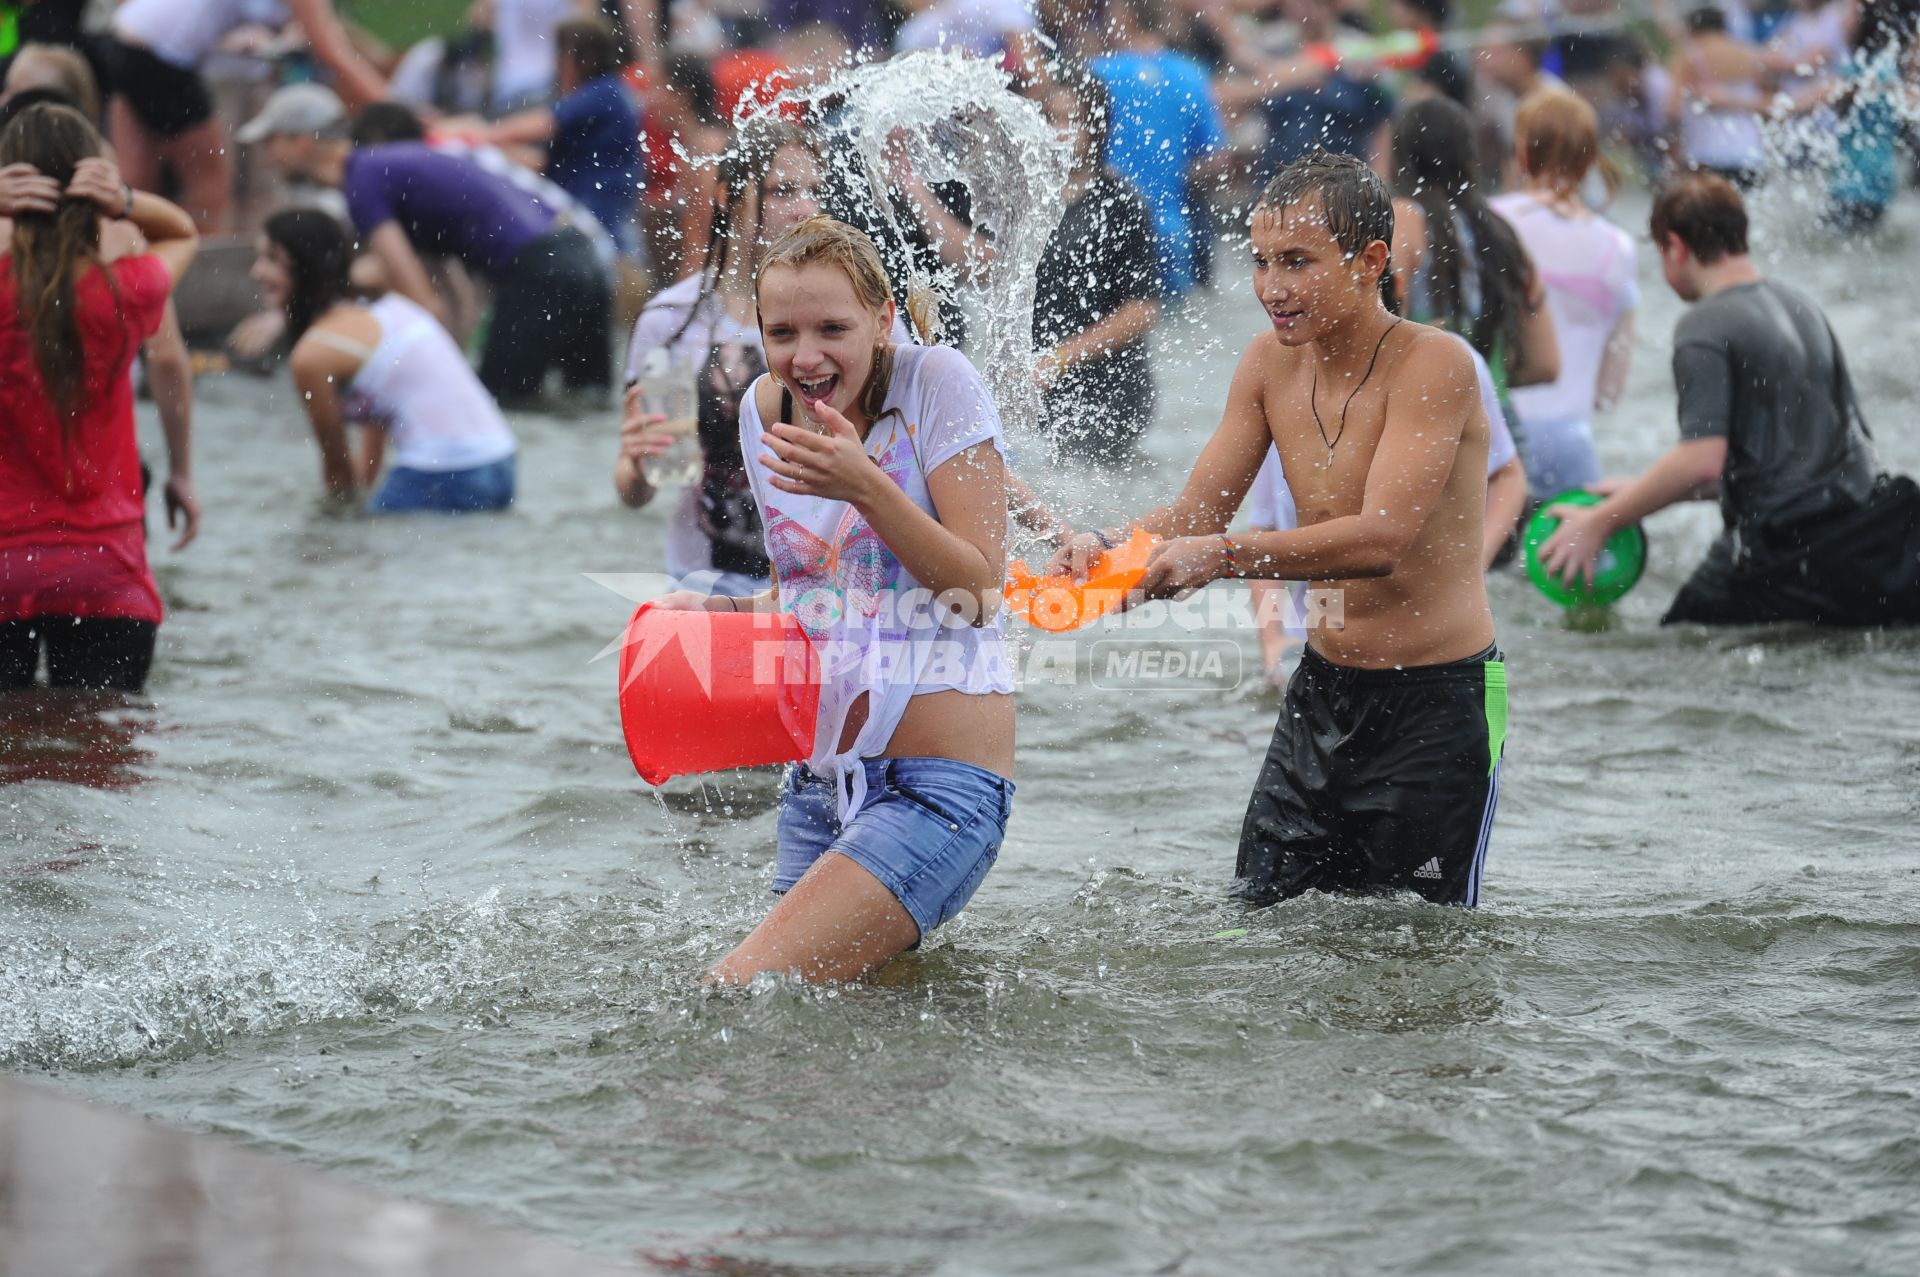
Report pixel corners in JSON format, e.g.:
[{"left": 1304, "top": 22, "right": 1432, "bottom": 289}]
[
  {"left": 0, "top": 102, "right": 123, "bottom": 424},
  {"left": 663, "top": 117, "right": 821, "bottom": 348},
  {"left": 262, "top": 208, "right": 356, "bottom": 341},
  {"left": 756, "top": 215, "right": 916, "bottom": 422},
  {"left": 1389, "top": 97, "right": 1535, "bottom": 374}
]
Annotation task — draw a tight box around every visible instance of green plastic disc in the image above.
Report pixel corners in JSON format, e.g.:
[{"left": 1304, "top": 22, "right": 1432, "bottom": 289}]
[{"left": 1523, "top": 489, "right": 1648, "bottom": 607}]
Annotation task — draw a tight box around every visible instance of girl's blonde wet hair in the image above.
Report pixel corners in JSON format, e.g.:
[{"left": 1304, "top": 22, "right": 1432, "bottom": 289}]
[
  {"left": 755, "top": 215, "right": 934, "bottom": 422},
  {"left": 1514, "top": 86, "right": 1616, "bottom": 199}
]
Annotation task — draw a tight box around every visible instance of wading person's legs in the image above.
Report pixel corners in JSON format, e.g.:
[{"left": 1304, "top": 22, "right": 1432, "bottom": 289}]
[
  {"left": 709, "top": 853, "right": 922, "bottom": 985},
  {"left": 159, "top": 119, "right": 232, "bottom": 232},
  {"left": 710, "top": 759, "right": 1011, "bottom": 984}
]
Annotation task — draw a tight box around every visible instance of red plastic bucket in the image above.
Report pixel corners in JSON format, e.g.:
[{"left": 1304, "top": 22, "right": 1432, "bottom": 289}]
[{"left": 617, "top": 605, "right": 820, "bottom": 785}]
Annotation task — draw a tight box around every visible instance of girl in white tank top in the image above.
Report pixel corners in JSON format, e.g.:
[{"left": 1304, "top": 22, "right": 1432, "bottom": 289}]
[{"left": 256, "top": 210, "right": 517, "bottom": 513}]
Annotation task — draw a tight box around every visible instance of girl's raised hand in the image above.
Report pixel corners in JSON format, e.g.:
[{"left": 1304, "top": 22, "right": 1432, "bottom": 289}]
[
  {"left": 65, "top": 157, "right": 128, "bottom": 217},
  {"left": 0, "top": 163, "right": 60, "bottom": 217},
  {"left": 761, "top": 398, "right": 880, "bottom": 505},
  {"left": 618, "top": 384, "right": 679, "bottom": 462}
]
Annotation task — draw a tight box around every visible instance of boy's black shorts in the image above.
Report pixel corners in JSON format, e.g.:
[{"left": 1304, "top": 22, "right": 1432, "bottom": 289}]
[{"left": 1235, "top": 643, "right": 1507, "bottom": 908}]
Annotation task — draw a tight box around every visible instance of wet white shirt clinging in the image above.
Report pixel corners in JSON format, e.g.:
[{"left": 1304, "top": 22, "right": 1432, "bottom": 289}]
[{"left": 739, "top": 344, "right": 1015, "bottom": 821}]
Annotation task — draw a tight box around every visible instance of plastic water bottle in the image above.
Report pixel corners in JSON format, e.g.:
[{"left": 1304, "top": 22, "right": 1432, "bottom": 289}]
[{"left": 633, "top": 349, "right": 701, "bottom": 488}]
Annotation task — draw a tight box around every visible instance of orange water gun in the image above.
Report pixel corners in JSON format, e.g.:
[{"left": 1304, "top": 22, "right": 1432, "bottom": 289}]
[{"left": 1004, "top": 530, "right": 1158, "bottom": 633}]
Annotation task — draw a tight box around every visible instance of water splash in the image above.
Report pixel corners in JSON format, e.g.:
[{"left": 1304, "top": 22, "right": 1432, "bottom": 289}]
[
  {"left": 0, "top": 886, "right": 707, "bottom": 1070},
  {"left": 770, "top": 51, "right": 1074, "bottom": 449},
  {"left": 1747, "top": 41, "right": 1920, "bottom": 244}
]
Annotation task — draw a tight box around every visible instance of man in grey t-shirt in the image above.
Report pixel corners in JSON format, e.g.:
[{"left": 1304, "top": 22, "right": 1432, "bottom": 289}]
[{"left": 1542, "top": 174, "right": 1920, "bottom": 627}]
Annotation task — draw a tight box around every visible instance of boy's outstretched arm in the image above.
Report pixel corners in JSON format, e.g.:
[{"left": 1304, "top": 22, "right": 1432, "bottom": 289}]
[
  {"left": 1182, "top": 333, "right": 1474, "bottom": 593},
  {"left": 1047, "top": 342, "right": 1274, "bottom": 579}
]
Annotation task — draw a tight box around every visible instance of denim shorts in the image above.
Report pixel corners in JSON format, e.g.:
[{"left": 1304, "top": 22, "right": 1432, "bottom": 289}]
[
  {"left": 369, "top": 456, "right": 516, "bottom": 514},
  {"left": 774, "top": 757, "right": 1015, "bottom": 942}
]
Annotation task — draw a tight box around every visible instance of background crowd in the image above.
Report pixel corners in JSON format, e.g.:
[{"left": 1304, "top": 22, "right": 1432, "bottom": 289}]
[{"left": 0, "top": 0, "right": 1916, "bottom": 690}]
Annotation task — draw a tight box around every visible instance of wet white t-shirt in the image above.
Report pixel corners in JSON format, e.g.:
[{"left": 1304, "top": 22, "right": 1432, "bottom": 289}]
[
  {"left": 338, "top": 295, "right": 517, "bottom": 473},
  {"left": 1491, "top": 193, "right": 1639, "bottom": 429},
  {"left": 739, "top": 343, "right": 1014, "bottom": 818}
]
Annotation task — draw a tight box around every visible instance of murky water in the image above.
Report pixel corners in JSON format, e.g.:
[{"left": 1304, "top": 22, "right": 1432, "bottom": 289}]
[{"left": 5, "top": 189, "right": 1918, "bottom": 1275}]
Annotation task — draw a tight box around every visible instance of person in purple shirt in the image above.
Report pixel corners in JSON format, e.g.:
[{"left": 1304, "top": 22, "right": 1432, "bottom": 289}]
[{"left": 241, "top": 83, "right": 613, "bottom": 404}]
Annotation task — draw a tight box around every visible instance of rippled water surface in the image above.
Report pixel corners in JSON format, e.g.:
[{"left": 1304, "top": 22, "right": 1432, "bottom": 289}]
[{"left": 5, "top": 191, "right": 1919, "bottom": 1275}]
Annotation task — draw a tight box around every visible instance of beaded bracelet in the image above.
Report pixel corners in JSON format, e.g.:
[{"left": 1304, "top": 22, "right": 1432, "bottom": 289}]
[{"left": 1218, "top": 533, "right": 1241, "bottom": 578}]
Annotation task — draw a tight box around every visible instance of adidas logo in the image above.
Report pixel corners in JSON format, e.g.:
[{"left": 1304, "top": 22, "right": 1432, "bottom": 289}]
[{"left": 1412, "top": 857, "right": 1444, "bottom": 881}]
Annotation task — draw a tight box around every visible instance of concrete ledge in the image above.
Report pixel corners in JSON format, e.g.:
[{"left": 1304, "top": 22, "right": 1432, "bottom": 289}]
[{"left": 0, "top": 1073, "right": 652, "bottom": 1276}]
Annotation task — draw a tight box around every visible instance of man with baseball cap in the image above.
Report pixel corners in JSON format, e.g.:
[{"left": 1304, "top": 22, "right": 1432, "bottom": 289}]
[{"left": 242, "top": 84, "right": 612, "bottom": 403}]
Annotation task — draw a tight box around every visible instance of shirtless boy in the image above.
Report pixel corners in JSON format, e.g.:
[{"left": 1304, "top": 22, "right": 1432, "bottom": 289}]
[{"left": 1052, "top": 152, "right": 1507, "bottom": 907}]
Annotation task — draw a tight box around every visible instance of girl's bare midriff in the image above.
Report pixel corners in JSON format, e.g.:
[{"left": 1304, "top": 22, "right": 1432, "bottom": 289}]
[{"left": 835, "top": 688, "right": 1015, "bottom": 778}]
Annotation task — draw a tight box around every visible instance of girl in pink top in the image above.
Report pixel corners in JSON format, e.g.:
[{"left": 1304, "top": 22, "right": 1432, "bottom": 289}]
[{"left": 1491, "top": 89, "right": 1639, "bottom": 498}]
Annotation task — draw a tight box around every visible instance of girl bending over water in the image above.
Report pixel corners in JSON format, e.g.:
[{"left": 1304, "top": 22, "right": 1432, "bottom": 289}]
[{"left": 255, "top": 209, "right": 517, "bottom": 513}]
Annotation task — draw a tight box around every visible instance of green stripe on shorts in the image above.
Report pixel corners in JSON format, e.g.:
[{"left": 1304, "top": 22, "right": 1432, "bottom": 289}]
[{"left": 1484, "top": 660, "right": 1508, "bottom": 776}]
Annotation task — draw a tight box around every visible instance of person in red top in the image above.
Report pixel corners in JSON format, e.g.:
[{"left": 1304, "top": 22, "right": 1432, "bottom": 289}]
[{"left": 0, "top": 102, "right": 198, "bottom": 691}]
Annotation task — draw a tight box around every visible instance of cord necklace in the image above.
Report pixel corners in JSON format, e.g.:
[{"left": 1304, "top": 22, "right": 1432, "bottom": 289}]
[{"left": 1312, "top": 318, "right": 1402, "bottom": 461}]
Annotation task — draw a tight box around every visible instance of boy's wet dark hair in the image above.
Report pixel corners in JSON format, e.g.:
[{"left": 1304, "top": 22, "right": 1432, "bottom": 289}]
[
  {"left": 350, "top": 101, "right": 426, "bottom": 147},
  {"left": 1255, "top": 150, "right": 1395, "bottom": 263},
  {"left": 1685, "top": 6, "right": 1729, "bottom": 34},
  {"left": 1651, "top": 172, "right": 1749, "bottom": 263},
  {"left": 556, "top": 15, "right": 624, "bottom": 83}
]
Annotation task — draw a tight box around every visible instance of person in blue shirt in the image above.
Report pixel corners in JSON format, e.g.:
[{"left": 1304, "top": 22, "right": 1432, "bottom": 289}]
[
  {"left": 1087, "top": 0, "right": 1228, "bottom": 297},
  {"left": 1821, "top": 0, "right": 1914, "bottom": 233},
  {"left": 461, "top": 15, "right": 642, "bottom": 256},
  {"left": 545, "top": 17, "right": 642, "bottom": 254}
]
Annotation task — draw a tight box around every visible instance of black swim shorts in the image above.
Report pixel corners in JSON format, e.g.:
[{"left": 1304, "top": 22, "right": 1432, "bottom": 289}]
[
  {"left": 107, "top": 39, "right": 214, "bottom": 138},
  {"left": 1235, "top": 642, "right": 1507, "bottom": 908}
]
